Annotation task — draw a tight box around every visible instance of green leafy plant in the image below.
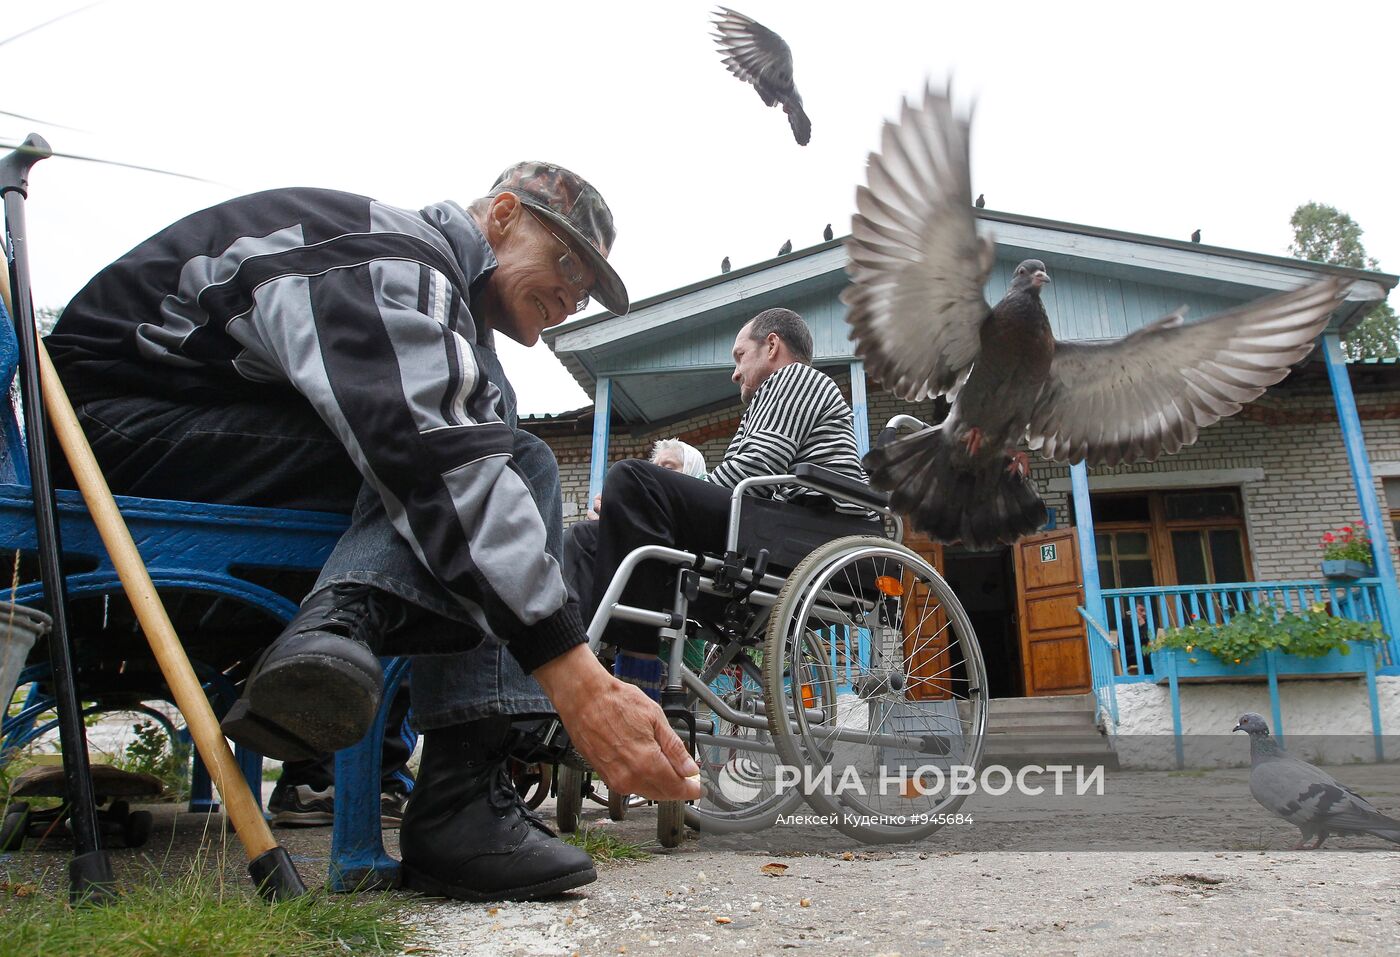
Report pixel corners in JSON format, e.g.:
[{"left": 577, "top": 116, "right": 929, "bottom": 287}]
[
  {"left": 1319, "top": 522, "right": 1373, "bottom": 565},
  {"left": 1148, "top": 602, "right": 1382, "bottom": 665},
  {"left": 115, "top": 719, "right": 190, "bottom": 803}
]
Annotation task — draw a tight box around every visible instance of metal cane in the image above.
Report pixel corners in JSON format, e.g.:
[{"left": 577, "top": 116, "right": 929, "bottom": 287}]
[
  {"left": 1, "top": 134, "right": 308, "bottom": 900},
  {"left": 1, "top": 133, "right": 116, "bottom": 904}
]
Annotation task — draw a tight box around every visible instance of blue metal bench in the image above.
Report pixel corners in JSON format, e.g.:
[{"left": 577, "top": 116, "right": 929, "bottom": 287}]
[{"left": 0, "top": 302, "right": 405, "bottom": 891}]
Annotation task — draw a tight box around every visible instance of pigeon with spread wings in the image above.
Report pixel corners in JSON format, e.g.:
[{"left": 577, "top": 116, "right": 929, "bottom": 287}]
[
  {"left": 711, "top": 6, "right": 811, "bottom": 145},
  {"left": 844, "top": 86, "right": 1350, "bottom": 549}
]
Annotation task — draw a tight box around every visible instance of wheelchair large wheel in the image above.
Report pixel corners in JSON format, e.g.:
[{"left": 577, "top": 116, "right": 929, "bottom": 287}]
[
  {"left": 682, "top": 638, "right": 807, "bottom": 834},
  {"left": 763, "top": 535, "right": 988, "bottom": 844}
]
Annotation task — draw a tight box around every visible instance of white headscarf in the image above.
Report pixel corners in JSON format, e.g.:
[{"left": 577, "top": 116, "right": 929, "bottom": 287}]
[{"left": 651, "top": 438, "right": 707, "bottom": 480}]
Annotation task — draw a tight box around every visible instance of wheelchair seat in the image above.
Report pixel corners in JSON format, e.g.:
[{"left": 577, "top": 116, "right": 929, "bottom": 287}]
[{"left": 737, "top": 495, "right": 883, "bottom": 571}]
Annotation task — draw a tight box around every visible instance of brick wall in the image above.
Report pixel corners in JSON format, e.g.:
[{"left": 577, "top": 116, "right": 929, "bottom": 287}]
[{"left": 533, "top": 372, "right": 1400, "bottom": 581}]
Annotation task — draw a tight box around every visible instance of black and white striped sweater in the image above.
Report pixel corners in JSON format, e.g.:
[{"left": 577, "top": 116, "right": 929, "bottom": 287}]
[{"left": 708, "top": 361, "right": 870, "bottom": 514}]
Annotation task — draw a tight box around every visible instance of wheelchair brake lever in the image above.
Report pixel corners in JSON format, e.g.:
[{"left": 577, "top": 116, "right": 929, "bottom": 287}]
[
  {"left": 713, "top": 550, "right": 744, "bottom": 593},
  {"left": 731, "top": 548, "right": 769, "bottom": 602}
]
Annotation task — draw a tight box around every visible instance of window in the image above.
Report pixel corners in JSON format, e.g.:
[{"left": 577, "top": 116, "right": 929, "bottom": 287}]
[
  {"left": 1076, "top": 488, "right": 1251, "bottom": 588},
  {"left": 1077, "top": 487, "right": 1253, "bottom": 672}
]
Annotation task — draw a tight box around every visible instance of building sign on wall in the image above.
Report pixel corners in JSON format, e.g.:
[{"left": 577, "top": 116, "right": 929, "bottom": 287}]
[{"left": 1040, "top": 542, "right": 1058, "bottom": 563}]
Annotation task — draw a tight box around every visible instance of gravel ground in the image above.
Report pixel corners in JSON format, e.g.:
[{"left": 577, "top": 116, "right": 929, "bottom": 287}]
[{"left": 2, "top": 765, "right": 1397, "bottom": 956}]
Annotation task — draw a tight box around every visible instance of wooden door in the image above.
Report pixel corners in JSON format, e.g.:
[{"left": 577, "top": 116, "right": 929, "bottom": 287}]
[
  {"left": 901, "top": 531, "right": 952, "bottom": 701},
  {"left": 1013, "top": 528, "right": 1090, "bottom": 696}
]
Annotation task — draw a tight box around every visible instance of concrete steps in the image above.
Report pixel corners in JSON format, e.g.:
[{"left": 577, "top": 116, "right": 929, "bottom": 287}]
[{"left": 981, "top": 694, "right": 1119, "bottom": 771}]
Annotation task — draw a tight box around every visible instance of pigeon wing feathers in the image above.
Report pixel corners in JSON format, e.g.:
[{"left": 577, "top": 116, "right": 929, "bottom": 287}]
[
  {"left": 843, "top": 86, "right": 994, "bottom": 403},
  {"left": 1252, "top": 757, "right": 1400, "bottom": 836},
  {"left": 1249, "top": 757, "right": 1349, "bottom": 825},
  {"left": 712, "top": 7, "right": 794, "bottom": 104},
  {"left": 1027, "top": 277, "right": 1349, "bottom": 466}
]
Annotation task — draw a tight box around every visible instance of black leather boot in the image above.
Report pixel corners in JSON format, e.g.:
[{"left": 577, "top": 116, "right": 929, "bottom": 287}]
[
  {"left": 400, "top": 718, "right": 597, "bottom": 902},
  {"left": 221, "top": 583, "right": 411, "bottom": 761}
]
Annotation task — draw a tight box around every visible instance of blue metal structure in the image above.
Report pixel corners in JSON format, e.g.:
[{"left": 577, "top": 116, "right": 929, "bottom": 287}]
[
  {"left": 1321, "top": 331, "right": 1400, "bottom": 642},
  {"left": 0, "top": 311, "right": 404, "bottom": 890}
]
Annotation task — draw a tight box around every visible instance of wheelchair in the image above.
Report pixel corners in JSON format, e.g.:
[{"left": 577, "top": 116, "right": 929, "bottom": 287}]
[{"left": 554, "top": 420, "right": 988, "bottom": 847}]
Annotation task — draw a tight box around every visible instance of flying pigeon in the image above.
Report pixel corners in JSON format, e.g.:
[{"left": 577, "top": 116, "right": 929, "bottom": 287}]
[
  {"left": 1191, "top": 228, "right": 1202, "bottom": 243},
  {"left": 1233, "top": 713, "right": 1400, "bottom": 849},
  {"left": 721, "top": 255, "right": 732, "bottom": 273},
  {"left": 844, "top": 86, "right": 1351, "bottom": 549},
  {"left": 975, "top": 193, "right": 985, "bottom": 208},
  {"left": 778, "top": 239, "right": 792, "bottom": 256},
  {"left": 823, "top": 223, "right": 834, "bottom": 242},
  {"left": 711, "top": 6, "right": 811, "bottom": 145}
]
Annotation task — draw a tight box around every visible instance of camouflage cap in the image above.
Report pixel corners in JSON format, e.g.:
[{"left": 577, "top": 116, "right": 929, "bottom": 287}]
[{"left": 488, "top": 161, "right": 629, "bottom": 316}]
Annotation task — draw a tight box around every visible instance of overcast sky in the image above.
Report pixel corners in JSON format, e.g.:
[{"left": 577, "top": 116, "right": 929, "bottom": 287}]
[{"left": 6, "top": 0, "right": 1397, "bottom": 414}]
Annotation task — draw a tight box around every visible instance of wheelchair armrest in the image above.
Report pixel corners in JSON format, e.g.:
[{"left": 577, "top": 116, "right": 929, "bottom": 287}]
[{"left": 792, "top": 463, "right": 889, "bottom": 511}]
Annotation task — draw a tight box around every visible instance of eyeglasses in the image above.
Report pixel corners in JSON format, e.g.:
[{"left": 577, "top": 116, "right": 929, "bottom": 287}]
[{"left": 525, "top": 207, "right": 592, "bottom": 314}]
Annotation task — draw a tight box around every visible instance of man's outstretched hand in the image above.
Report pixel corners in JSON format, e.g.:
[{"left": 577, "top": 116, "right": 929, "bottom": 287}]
[{"left": 533, "top": 644, "right": 704, "bottom": 801}]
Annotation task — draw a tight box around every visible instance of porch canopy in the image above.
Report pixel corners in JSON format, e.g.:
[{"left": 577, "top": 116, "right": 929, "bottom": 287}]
[{"left": 544, "top": 208, "right": 1393, "bottom": 497}]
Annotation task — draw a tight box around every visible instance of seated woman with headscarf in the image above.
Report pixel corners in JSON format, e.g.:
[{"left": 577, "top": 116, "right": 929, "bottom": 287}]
[{"left": 563, "top": 438, "right": 707, "bottom": 605}]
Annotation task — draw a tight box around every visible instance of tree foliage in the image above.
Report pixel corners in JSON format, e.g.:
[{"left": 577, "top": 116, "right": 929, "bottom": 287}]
[{"left": 1289, "top": 201, "right": 1397, "bottom": 360}]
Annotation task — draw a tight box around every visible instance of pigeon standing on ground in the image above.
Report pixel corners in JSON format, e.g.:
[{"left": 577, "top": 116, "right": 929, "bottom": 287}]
[
  {"left": 711, "top": 6, "right": 811, "bottom": 145},
  {"left": 823, "top": 223, "right": 834, "bottom": 242},
  {"left": 843, "top": 86, "right": 1351, "bottom": 549},
  {"left": 1192, "top": 228, "right": 1202, "bottom": 243},
  {"left": 778, "top": 239, "right": 792, "bottom": 256},
  {"left": 1233, "top": 713, "right": 1400, "bottom": 849},
  {"left": 721, "top": 255, "right": 731, "bottom": 273},
  {"left": 975, "top": 193, "right": 985, "bottom": 208}
]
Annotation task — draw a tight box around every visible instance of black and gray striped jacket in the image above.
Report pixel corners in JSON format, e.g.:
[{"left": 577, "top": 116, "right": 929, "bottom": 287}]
[
  {"left": 47, "top": 188, "right": 584, "bottom": 671},
  {"left": 707, "top": 361, "right": 870, "bottom": 515}
]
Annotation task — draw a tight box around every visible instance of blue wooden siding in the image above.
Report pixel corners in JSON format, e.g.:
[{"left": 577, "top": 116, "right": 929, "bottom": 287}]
[{"left": 596, "top": 257, "right": 1248, "bottom": 380}]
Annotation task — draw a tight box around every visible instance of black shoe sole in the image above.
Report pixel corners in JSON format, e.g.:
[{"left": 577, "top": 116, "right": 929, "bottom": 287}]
[
  {"left": 221, "top": 642, "right": 383, "bottom": 761},
  {"left": 400, "top": 862, "right": 598, "bottom": 902}
]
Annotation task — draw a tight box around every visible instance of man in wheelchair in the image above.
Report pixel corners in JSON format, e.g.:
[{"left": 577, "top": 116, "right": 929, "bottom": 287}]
[
  {"left": 583, "top": 308, "right": 879, "bottom": 692},
  {"left": 45, "top": 162, "right": 701, "bottom": 901}
]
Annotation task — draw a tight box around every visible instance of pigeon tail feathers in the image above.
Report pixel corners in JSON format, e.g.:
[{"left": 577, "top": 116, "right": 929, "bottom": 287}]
[{"left": 865, "top": 427, "right": 1046, "bottom": 550}]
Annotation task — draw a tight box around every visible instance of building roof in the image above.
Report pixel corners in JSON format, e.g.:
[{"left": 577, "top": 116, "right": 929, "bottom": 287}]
[{"left": 543, "top": 208, "right": 1398, "bottom": 425}]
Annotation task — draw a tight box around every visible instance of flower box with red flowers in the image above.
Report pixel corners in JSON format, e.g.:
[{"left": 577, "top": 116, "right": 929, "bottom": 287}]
[{"left": 1319, "top": 523, "right": 1375, "bottom": 580}]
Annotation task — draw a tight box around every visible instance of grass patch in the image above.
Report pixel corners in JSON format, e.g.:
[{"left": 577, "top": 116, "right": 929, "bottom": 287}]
[
  {"left": 563, "top": 826, "right": 651, "bottom": 863},
  {"left": 0, "top": 864, "right": 415, "bottom": 957}
]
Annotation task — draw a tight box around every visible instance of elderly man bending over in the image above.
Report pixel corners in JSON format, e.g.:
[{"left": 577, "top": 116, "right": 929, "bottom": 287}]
[
  {"left": 584, "top": 307, "right": 874, "bottom": 694},
  {"left": 46, "top": 162, "right": 700, "bottom": 902}
]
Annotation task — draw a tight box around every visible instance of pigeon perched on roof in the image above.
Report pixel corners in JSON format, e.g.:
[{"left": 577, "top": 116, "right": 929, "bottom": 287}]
[
  {"left": 844, "top": 85, "right": 1351, "bottom": 549},
  {"left": 1233, "top": 712, "right": 1400, "bottom": 849},
  {"left": 975, "top": 193, "right": 985, "bottom": 208},
  {"left": 721, "top": 255, "right": 732, "bottom": 273},
  {"left": 778, "top": 239, "right": 792, "bottom": 256},
  {"left": 711, "top": 6, "right": 811, "bottom": 145},
  {"left": 823, "top": 223, "right": 834, "bottom": 242},
  {"left": 1192, "top": 228, "right": 1202, "bottom": 243}
]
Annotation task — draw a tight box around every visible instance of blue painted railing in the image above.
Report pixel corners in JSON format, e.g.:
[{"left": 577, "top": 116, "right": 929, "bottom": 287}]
[
  {"left": 1083, "top": 577, "right": 1396, "bottom": 765},
  {"left": 1095, "top": 578, "right": 1396, "bottom": 683},
  {"left": 1077, "top": 607, "right": 1120, "bottom": 729}
]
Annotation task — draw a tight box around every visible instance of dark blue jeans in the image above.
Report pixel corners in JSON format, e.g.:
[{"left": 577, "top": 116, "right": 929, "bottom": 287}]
[{"left": 60, "top": 391, "right": 553, "bottom": 738}]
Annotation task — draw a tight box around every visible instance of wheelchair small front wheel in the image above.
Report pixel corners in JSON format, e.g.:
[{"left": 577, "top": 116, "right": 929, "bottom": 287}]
[
  {"left": 656, "top": 799, "right": 685, "bottom": 848},
  {"left": 555, "top": 764, "right": 586, "bottom": 833},
  {"left": 763, "top": 535, "right": 989, "bottom": 845}
]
